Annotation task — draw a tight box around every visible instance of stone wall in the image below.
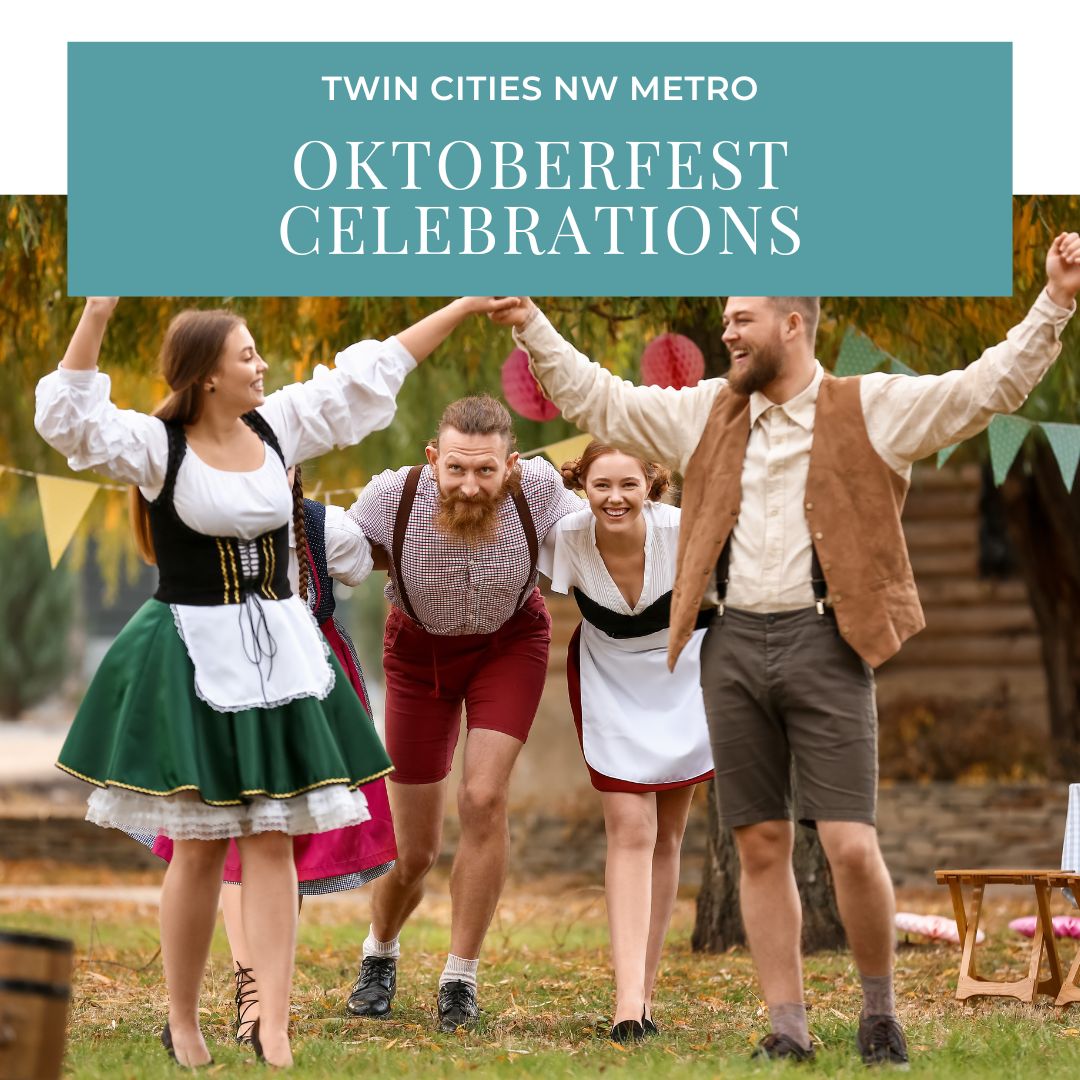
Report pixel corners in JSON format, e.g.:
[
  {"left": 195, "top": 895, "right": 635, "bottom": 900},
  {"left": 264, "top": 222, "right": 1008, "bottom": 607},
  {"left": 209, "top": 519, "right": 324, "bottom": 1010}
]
[{"left": 2, "top": 782, "right": 1071, "bottom": 889}]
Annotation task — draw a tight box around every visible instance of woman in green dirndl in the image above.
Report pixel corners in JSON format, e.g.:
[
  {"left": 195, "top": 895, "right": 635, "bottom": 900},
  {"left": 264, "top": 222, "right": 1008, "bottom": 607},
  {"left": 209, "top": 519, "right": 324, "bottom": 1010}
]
[{"left": 34, "top": 294, "right": 516, "bottom": 1068}]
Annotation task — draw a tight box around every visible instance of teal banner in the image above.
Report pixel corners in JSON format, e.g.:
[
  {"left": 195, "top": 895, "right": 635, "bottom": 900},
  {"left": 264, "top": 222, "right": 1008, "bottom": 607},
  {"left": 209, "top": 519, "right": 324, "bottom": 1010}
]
[{"left": 68, "top": 42, "right": 1012, "bottom": 297}]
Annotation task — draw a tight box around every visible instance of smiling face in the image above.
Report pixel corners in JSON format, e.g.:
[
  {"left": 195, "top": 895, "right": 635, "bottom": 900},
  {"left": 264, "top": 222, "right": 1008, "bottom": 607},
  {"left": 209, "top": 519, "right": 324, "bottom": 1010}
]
[
  {"left": 206, "top": 323, "right": 268, "bottom": 414},
  {"left": 426, "top": 428, "right": 520, "bottom": 544},
  {"left": 721, "top": 297, "right": 787, "bottom": 397},
  {"left": 582, "top": 451, "right": 649, "bottom": 536}
]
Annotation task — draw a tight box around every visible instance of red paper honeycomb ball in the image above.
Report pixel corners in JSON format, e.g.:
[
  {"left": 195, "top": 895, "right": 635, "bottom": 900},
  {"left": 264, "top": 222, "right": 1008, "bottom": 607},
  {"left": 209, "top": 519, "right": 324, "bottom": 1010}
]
[
  {"left": 501, "top": 348, "right": 560, "bottom": 421},
  {"left": 640, "top": 333, "right": 705, "bottom": 389}
]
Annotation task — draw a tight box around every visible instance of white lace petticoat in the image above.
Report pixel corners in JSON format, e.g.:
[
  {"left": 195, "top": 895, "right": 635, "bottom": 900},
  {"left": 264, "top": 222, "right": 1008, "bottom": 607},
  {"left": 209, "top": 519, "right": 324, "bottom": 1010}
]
[{"left": 86, "top": 784, "right": 370, "bottom": 840}]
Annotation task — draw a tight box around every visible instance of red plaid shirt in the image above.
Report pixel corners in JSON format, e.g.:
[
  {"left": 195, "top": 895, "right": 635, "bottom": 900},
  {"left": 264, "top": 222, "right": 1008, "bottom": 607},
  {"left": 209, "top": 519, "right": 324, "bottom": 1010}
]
[{"left": 350, "top": 457, "right": 581, "bottom": 635}]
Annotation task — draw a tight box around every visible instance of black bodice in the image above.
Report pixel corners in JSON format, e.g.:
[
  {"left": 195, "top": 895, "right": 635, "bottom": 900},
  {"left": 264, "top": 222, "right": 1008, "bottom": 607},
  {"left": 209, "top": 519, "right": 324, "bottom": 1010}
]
[
  {"left": 149, "top": 412, "right": 293, "bottom": 606},
  {"left": 573, "top": 587, "right": 713, "bottom": 639}
]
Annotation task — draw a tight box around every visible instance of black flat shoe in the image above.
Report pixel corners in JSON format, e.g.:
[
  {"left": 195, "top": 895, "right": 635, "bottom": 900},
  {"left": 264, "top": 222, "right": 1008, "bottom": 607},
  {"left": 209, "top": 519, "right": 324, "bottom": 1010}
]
[
  {"left": 161, "top": 1022, "right": 214, "bottom": 1068},
  {"left": 161, "top": 1023, "right": 177, "bottom": 1062},
  {"left": 609, "top": 1019, "right": 645, "bottom": 1044},
  {"left": 251, "top": 1019, "right": 265, "bottom": 1063},
  {"left": 641, "top": 1011, "right": 658, "bottom": 1037}
]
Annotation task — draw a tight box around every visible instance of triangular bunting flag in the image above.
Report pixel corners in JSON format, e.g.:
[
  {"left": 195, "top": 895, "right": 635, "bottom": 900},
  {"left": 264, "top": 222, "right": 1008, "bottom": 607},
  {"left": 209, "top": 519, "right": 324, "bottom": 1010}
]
[
  {"left": 35, "top": 475, "right": 100, "bottom": 568},
  {"left": 834, "top": 329, "right": 885, "bottom": 377},
  {"left": 1042, "top": 422, "right": 1080, "bottom": 492},
  {"left": 538, "top": 433, "right": 594, "bottom": 468},
  {"left": 937, "top": 443, "right": 961, "bottom": 469},
  {"left": 988, "top": 415, "right": 1034, "bottom": 486},
  {"left": 888, "top": 357, "right": 918, "bottom": 377}
]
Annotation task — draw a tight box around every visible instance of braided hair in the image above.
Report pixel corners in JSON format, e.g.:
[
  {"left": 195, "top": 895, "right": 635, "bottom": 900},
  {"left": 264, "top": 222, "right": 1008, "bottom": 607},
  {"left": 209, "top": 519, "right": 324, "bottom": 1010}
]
[
  {"left": 560, "top": 441, "right": 671, "bottom": 501},
  {"left": 292, "top": 464, "right": 311, "bottom": 604}
]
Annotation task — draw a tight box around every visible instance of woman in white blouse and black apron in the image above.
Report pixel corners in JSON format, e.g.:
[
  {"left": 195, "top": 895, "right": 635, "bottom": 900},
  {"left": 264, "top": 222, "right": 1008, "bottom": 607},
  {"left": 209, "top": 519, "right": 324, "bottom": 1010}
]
[{"left": 540, "top": 441, "right": 714, "bottom": 1044}]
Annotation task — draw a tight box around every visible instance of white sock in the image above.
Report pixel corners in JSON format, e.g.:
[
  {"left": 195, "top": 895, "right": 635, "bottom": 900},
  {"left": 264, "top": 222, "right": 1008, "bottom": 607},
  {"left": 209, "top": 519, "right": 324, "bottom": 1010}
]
[
  {"left": 362, "top": 925, "right": 400, "bottom": 960},
  {"left": 439, "top": 953, "right": 478, "bottom": 989}
]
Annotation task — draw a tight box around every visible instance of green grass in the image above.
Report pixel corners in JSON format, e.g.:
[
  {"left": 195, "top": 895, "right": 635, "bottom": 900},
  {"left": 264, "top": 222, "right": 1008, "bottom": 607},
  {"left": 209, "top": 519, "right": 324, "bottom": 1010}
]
[{"left": 5, "top": 890, "right": 1080, "bottom": 1078}]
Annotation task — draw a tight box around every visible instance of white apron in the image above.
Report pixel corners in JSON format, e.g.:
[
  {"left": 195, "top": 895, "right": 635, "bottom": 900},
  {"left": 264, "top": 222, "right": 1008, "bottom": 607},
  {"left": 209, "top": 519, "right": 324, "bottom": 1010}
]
[{"left": 578, "top": 620, "right": 713, "bottom": 785}]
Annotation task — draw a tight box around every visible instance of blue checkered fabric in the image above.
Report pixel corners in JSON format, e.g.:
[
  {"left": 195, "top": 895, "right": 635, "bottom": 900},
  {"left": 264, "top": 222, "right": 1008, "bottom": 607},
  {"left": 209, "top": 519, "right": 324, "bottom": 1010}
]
[{"left": 1062, "top": 784, "right": 1080, "bottom": 907}]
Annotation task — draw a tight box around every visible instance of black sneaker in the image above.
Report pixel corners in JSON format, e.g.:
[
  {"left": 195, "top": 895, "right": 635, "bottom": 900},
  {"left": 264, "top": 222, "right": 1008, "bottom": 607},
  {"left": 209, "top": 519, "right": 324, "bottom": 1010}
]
[
  {"left": 437, "top": 979, "right": 479, "bottom": 1033},
  {"left": 345, "top": 956, "right": 397, "bottom": 1018},
  {"left": 751, "top": 1032, "right": 816, "bottom": 1062},
  {"left": 856, "top": 1015, "right": 909, "bottom": 1067}
]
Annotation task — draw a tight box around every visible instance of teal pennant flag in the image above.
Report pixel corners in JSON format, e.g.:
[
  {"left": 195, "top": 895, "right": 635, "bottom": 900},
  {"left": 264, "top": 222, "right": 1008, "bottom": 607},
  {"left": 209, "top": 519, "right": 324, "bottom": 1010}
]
[
  {"left": 988, "top": 415, "right": 1034, "bottom": 486},
  {"left": 1041, "top": 422, "right": 1080, "bottom": 492},
  {"left": 834, "top": 329, "right": 885, "bottom": 377},
  {"left": 937, "top": 444, "right": 961, "bottom": 469}
]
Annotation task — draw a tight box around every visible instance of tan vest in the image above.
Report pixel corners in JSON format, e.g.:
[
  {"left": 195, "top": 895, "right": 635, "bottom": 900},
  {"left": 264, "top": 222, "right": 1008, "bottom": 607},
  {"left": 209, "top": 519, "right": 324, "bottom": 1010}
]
[{"left": 668, "top": 373, "right": 925, "bottom": 671}]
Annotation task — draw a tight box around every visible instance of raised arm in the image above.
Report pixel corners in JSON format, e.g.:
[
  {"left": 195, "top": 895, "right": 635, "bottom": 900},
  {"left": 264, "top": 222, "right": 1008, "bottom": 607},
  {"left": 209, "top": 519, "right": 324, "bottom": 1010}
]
[
  {"left": 260, "top": 297, "right": 518, "bottom": 466},
  {"left": 60, "top": 297, "right": 119, "bottom": 370},
  {"left": 862, "top": 232, "right": 1080, "bottom": 473},
  {"left": 35, "top": 298, "right": 168, "bottom": 487},
  {"left": 396, "top": 296, "right": 519, "bottom": 363},
  {"left": 493, "top": 298, "right": 720, "bottom": 475}
]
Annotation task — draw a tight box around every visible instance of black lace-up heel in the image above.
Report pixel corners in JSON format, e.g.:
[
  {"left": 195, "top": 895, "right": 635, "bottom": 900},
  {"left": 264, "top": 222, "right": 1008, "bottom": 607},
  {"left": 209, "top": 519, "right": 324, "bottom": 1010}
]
[{"left": 234, "top": 964, "right": 258, "bottom": 1045}]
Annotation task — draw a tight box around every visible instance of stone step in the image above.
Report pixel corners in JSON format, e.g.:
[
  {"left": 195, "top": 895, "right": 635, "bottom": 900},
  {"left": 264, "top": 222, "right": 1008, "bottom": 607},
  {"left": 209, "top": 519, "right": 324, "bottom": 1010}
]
[
  {"left": 916, "top": 603, "right": 1038, "bottom": 636},
  {"left": 888, "top": 634, "right": 1043, "bottom": 668},
  {"left": 903, "top": 519, "right": 978, "bottom": 552}
]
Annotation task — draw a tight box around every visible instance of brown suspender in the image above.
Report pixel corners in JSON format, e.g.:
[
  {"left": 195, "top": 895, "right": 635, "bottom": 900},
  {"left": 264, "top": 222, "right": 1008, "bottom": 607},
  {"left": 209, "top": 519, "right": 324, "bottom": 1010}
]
[
  {"left": 509, "top": 483, "right": 540, "bottom": 612},
  {"left": 390, "top": 465, "right": 424, "bottom": 624},
  {"left": 390, "top": 465, "right": 540, "bottom": 626}
]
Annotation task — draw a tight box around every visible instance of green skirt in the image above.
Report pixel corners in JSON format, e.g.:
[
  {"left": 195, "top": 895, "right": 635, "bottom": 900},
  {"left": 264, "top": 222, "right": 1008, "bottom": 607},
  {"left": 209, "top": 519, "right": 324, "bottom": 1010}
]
[{"left": 58, "top": 599, "right": 393, "bottom": 807}]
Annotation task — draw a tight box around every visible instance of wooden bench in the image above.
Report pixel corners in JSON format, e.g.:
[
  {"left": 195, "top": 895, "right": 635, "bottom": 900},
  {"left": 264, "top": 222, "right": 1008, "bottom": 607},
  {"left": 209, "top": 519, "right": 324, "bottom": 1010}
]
[
  {"left": 934, "top": 869, "right": 1063, "bottom": 1002},
  {"left": 1046, "top": 872, "right": 1080, "bottom": 1007}
]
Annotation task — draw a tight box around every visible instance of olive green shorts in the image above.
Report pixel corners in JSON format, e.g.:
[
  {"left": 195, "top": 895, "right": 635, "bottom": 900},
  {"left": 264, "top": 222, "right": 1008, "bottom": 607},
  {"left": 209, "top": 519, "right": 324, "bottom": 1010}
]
[{"left": 700, "top": 606, "right": 878, "bottom": 829}]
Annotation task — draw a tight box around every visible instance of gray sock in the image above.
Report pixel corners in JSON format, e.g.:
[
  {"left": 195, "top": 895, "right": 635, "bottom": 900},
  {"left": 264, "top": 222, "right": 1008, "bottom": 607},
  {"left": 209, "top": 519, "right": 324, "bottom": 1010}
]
[
  {"left": 770, "top": 1002, "right": 811, "bottom": 1049},
  {"left": 860, "top": 973, "right": 895, "bottom": 1018}
]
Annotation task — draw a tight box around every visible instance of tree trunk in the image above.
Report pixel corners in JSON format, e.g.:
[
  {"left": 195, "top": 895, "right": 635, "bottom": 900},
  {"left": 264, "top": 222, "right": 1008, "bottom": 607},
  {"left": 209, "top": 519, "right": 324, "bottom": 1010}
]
[
  {"left": 692, "top": 782, "right": 847, "bottom": 953},
  {"left": 999, "top": 440, "right": 1080, "bottom": 775}
]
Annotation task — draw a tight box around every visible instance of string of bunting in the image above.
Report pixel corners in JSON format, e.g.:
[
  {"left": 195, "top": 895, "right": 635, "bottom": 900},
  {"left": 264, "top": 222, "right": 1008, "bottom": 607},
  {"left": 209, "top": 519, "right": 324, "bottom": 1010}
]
[
  {"left": 834, "top": 327, "right": 1080, "bottom": 491},
  {"left": 1, "top": 432, "right": 594, "bottom": 570}
]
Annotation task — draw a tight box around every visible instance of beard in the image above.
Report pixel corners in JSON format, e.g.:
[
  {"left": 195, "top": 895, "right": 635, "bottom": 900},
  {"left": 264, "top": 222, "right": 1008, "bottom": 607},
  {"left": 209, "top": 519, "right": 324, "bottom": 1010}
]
[
  {"left": 433, "top": 469, "right": 519, "bottom": 546},
  {"left": 727, "top": 339, "right": 783, "bottom": 397}
]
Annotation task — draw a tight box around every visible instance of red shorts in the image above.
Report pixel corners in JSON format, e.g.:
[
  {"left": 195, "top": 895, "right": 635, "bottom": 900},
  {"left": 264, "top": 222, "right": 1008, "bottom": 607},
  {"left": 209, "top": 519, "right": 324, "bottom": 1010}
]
[{"left": 382, "top": 588, "right": 552, "bottom": 785}]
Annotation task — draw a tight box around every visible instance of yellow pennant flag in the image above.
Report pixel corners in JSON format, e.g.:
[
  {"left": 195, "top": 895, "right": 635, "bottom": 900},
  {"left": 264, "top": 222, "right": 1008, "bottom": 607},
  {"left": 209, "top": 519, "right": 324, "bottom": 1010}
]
[
  {"left": 35, "top": 475, "right": 100, "bottom": 568},
  {"left": 539, "top": 433, "right": 594, "bottom": 468}
]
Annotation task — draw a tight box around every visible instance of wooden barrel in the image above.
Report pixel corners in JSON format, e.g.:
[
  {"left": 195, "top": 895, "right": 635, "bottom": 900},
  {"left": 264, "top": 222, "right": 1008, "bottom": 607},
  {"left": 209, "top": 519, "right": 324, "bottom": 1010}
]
[{"left": 0, "top": 931, "right": 73, "bottom": 1080}]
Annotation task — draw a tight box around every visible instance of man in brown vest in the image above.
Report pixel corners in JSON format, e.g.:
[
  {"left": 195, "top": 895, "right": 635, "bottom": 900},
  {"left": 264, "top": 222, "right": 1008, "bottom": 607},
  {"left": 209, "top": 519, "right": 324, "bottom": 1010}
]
[
  {"left": 347, "top": 395, "right": 580, "bottom": 1032},
  {"left": 495, "top": 231, "right": 1080, "bottom": 1065}
]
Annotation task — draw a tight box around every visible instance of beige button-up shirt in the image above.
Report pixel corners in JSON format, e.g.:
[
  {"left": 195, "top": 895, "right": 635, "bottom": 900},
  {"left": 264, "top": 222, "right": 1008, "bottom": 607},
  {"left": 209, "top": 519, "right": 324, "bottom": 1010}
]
[{"left": 514, "top": 289, "right": 1074, "bottom": 613}]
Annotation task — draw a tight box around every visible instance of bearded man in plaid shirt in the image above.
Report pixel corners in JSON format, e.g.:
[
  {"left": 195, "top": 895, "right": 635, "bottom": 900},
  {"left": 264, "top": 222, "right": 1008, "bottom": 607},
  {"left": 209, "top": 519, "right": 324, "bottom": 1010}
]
[{"left": 346, "top": 394, "right": 581, "bottom": 1032}]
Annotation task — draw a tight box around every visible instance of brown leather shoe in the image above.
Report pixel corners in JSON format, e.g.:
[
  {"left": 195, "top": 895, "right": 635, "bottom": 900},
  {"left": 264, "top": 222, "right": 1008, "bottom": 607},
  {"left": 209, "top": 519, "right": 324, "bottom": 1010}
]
[
  {"left": 856, "top": 1014, "right": 909, "bottom": 1067},
  {"left": 751, "top": 1032, "right": 816, "bottom": 1061}
]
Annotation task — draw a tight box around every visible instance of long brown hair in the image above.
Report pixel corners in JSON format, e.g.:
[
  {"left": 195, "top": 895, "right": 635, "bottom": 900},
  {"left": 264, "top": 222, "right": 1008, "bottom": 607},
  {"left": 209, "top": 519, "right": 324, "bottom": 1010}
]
[
  {"left": 129, "top": 309, "right": 246, "bottom": 563},
  {"left": 560, "top": 441, "right": 671, "bottom": 501}
]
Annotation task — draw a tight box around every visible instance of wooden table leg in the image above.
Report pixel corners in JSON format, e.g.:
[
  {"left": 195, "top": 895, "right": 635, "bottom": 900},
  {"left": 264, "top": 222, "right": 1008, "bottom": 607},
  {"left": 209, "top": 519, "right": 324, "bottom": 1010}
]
[
  {"left": 957, "top": 883, "right": 985, "bottom": 999},
  {"left": 1035, "top": 880, "right": 1064, "bottom": 998},
  {"left": 1056, "top": 945, "right": 1080, "bottom": 1007},
  {"left": 948, "top": 880, "right": 968, "bottom": 945}
]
